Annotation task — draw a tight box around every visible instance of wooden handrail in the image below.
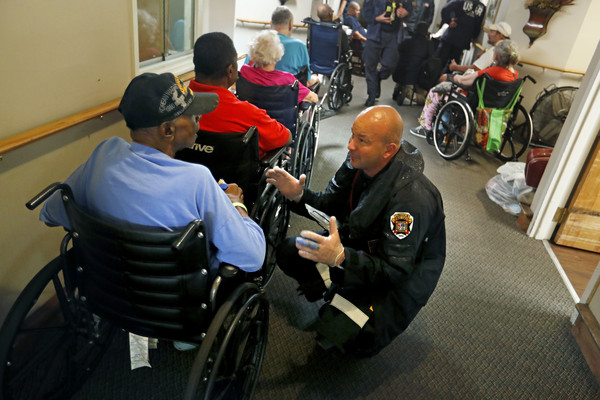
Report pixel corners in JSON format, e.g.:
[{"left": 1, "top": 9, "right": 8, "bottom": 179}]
[
  {"left": 236, "top": 18, "right": 306, "bottom": 28},
  {"left": 0, "top": 98, "right": 122, "bottom": 157},
  {"left": 471, "top": 43, "right": 584, "bottom": 76},
  {"left": 519, "top": 60, "right": 585, "bottom": 76},
  {"left": 0, "top": 62, "right": 250, "bottom": 157}
]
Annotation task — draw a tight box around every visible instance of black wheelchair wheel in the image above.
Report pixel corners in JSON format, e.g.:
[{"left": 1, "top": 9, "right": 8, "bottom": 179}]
[
  {"left": 0, "top": 254, "right": 115, "bottom": 400},
  {"left": 433, "top": 99, "right": 472, "bottom": 160},
  {"left": 339, "top": 64, "right": 353, "bottom": 105},
  {"left": 250, "top": 182, "right": 290, "bottom": 286},
  {"left": 496, "top": 104, "right": 533, "bottom": 162},
  {"left": 291, "top": 121, "right": 316, "bottom": 186},
  {"left": 327, "top": 65, "right": 347, "bottom": 111},
  {"left": 184, "top": 283, "right": 269, "bottom": 400}
]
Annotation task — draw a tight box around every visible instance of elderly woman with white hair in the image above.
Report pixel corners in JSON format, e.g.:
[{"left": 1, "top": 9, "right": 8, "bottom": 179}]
[{"left": 240, "top": 30, "right": 319, "bottom": 103}]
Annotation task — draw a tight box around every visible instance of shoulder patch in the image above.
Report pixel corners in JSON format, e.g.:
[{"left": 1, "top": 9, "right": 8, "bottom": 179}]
[{"left": 390, "top": 212, "right": 413, "bottom": 240}]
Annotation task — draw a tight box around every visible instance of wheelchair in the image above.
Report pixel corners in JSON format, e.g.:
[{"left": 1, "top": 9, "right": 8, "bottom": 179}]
[
  {"left": 303, "top": 17, "right": 353, "bottom": 111},
  {"left": 0, "top": 183, "right": 269, "bottom": 400},
  {"left": 235, "top": 75, "right": 321, "bottom": 189},
  {"left": 175, "top": 126, "right": 289, "bottom": 285},
  {"left": 432, "top": 74, "right": 535, "bottom": 162}
]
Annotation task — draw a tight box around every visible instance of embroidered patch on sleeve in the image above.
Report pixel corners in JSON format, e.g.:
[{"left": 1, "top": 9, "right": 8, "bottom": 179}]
[{"left": 390, "top": 212, "right": 413, "bottom": 240}]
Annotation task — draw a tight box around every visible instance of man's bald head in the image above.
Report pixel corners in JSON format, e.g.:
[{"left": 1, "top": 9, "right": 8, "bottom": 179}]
[
  {"left": 348, "top": 106, "right": 403, "bottom": 176},
  {"left": 354, "top": 105, "right": 403, "bottom": 146},
  {"left": 317, "top": 4, "right": 334, "bottom": 22}
]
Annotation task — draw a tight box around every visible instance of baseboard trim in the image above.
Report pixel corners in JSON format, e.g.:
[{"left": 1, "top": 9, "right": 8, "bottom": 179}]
[
  {"left": 572, "top": 303, "right": 600, "bottom": 383},
  {"left": 543, "top": 239, "right": 579, "bottom": 303}
]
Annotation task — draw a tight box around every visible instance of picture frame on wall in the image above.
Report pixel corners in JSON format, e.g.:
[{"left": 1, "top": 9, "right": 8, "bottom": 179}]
[{"left": 485, "top": 0, "right": 502, "bottom": 25}]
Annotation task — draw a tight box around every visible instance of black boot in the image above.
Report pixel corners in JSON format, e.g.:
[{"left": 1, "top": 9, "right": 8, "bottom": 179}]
[{"left": 392, "top": 84, "right": 401, "bottom": 101}]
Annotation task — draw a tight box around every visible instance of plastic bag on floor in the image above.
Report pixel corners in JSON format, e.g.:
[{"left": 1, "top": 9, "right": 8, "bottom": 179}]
[{"left": 485, "top": 162, "right": 532, "bottom": 216}]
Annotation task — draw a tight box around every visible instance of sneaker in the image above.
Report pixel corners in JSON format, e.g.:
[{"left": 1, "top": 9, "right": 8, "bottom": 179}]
[
  {"left": 173, "top": 341, "right": 198, "bottom": 351},
  {"left": 364, "top": 96, "right": 376, "bottom": 107},
  {"left": 320, "top": 109, "right": 336, "bottom": 120},
  {"left": 410, "top": 126, "right": 427, "bottom": 138}
]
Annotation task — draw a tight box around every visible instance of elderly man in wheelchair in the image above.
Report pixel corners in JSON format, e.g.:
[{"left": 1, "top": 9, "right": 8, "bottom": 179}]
[
  {"left": 411, "top": 39, "right": 531, "bottom": 161},
  {"left": 0, "top": 73, "right": 270, "bottom": 400},
  {"left": 302, "top": 4, "right": 354, "bottom": 112}
]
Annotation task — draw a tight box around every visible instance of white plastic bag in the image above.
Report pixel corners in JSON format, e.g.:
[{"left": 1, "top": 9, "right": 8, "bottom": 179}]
[
  {"left": 485, "top": 175, "right": 521, "bottom": 216},
  {"left": 485, "top": 162, "right": 530, "bottom": 216}
]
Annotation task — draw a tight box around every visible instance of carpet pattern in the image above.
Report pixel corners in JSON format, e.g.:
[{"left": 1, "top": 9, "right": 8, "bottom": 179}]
[{"left": 73, "top": 75, "right": 600, "bottom": 400}]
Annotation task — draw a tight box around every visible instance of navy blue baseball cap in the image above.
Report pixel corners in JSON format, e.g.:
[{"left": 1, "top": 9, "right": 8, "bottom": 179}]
[{"left": 118, "top": 72, "right": 218, "bottom": 130}]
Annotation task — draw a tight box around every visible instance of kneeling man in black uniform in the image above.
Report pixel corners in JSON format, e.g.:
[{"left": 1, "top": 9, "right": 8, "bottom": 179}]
[{"left": 266, "top": 105, "right": 446, "bottom": 357}]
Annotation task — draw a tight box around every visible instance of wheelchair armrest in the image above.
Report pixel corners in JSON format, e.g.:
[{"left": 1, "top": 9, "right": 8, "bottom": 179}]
[
  {"left": 260, "top": 146, "right": 287, "bottom": 168},
  {"left": 448, "top": 77, "right": 472, "bottom": 92},
  {"left": 210, "top": 264, "right": 244, "bottom": 312},
  {"left": 26, "top": 182, "right": 72, "bottom": 210},
  {"left": 299, "top": 101, "right": 311, "bottom": 111}
]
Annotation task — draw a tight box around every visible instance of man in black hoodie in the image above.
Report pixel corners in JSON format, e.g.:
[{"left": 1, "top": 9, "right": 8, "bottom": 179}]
[{"left": 266, "top": 106, "right": 446, "bottom": 356}]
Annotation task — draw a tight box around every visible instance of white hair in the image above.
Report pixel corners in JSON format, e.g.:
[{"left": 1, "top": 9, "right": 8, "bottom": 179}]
[{"left": 248, "top": 30, "right": 284, "bottom": 68}]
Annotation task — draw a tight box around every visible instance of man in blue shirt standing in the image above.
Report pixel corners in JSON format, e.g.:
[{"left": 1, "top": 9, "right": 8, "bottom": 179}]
[
  {"left": 40, "top": 72, "right": 266, "bottom": 276},
  {"left": 270, "top": 5, "right": 319, "bottom": 88}
]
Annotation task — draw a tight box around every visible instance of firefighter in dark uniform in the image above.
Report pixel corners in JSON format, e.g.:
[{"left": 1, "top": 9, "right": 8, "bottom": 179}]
[
  {"left": 362, "top": 0, "right": 413, "bottom": 107},
  {"left": 266, "top": 106, "right": 446, "bottom": 357},
  {"left": 436, "top": 0, "right": 486, "bottom": 73}
]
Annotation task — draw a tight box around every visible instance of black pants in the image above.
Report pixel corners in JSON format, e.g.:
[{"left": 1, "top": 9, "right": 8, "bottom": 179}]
[
  {"left": 276, "top": 236, "right": 328, "bottom": 300},
  {"left": 435, "top": 40, "right": 463, "bottom": 74}
]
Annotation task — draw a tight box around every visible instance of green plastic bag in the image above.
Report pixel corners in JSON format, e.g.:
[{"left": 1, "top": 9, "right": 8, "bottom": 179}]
[
  {"left": 476, "top": 79, "right": 522, "bottom": 153},
  {"left": 486, "top": 108, "right": 511, "bottom": 152}
]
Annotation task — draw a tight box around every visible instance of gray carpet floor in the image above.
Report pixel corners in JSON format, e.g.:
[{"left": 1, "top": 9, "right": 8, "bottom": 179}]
[{"left": 73, "top": 75, "right": 600, "bottom": 400}]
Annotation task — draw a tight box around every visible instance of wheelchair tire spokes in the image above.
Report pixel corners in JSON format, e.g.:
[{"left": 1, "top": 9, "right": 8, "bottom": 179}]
[
  {"left": 327, "top": 63, "right": 352, "bottom": 111},
  {"left": 185, "top": 283, "right": 268, "bottom": 400},
  {"left": 433, "top": 100, "right": 472, "bottom": 160},
  {"left": 495, "top": 104, "right": 533, "bottom": 162},
  {"left": 0, "top": 256, "right": 115, "bottom": 400},
  {"left": 292, "top": 121, "right": 316, "bottom": 187}
]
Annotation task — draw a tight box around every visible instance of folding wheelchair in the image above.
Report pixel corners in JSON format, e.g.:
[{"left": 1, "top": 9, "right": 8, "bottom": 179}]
[
  {"left": 303, "top": 17, "right": 353, "bottom": 111},
  {"left": 432, "top": 74, "right": 534, "bottom": 162},
  {"left": 0, "top": 183, "right": 269, "bottom": 400},
  {"left": 235, "top": 75, "right": 321, "bottom": 188},
  {"left": 175, "top": 126, "right": 289, "bottom": 285}
]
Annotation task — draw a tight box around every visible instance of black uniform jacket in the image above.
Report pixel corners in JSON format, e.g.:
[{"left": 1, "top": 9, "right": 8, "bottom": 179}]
[{"left": 294, "top": 140, "right": 446, "bottom": 355}]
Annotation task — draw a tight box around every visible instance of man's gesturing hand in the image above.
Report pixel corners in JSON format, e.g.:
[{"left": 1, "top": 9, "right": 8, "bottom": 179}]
[
  {"left": 265, "top": 166, "right": 306, "bottom": 202},
  {"left": 296, "top": 217, "right": 345, "bottom": 266}
]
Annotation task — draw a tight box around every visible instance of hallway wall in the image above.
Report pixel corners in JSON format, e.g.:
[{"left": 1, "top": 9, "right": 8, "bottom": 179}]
[{"left": 0, "top": 0, "right": 597, "bottom": 324}]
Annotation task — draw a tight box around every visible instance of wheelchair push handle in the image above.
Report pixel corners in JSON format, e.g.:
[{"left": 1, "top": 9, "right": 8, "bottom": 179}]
[
  {"left": 172, "top": 219, "right": 203, "bottom": 251},
  {"left": 26, "top": 182, "right": 73, "bottom": 210},
  {"left": 524, "top": 75, "right": 537, "bottom": 85}
]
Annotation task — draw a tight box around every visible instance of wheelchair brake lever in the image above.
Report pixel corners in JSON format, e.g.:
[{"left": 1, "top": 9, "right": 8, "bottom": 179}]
[{"left": 26, "top": 182, "right": 71, "bottom": 210}]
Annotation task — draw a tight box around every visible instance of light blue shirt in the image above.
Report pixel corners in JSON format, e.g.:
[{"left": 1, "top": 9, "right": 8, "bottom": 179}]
[
  {"left": 277, "top": 33, "right": 311, "bottom": 79},
  {"left": 245, "top": 33, "right": 311, "bottom": 80},
  {"left": 40, "top": 137, "right": 266, "bottom": 274}
]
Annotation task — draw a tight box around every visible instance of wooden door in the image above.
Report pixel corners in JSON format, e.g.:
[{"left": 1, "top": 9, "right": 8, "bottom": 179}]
[{"left": 554, "top": 134, "right": 600, "bottom": 253}]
